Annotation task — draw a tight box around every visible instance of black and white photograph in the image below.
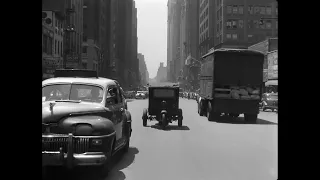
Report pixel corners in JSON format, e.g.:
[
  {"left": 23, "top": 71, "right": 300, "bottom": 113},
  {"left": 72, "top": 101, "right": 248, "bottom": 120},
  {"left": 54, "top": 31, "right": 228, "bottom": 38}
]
[{"left": 42, "top": 0, "right": 278, "bottom": 179}]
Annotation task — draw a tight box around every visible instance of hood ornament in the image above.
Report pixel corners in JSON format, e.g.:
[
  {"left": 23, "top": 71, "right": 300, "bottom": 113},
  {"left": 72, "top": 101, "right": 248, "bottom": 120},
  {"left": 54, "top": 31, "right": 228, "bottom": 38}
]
[{"left": 49, "top": 102, "right": 56, "bottom": 112}]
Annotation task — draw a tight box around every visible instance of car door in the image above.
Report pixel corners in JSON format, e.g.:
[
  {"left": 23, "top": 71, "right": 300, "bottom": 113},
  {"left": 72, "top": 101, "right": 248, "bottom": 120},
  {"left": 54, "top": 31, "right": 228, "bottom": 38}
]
[{"left": 106, "top": 86, "right": 122, "bottom": 144}]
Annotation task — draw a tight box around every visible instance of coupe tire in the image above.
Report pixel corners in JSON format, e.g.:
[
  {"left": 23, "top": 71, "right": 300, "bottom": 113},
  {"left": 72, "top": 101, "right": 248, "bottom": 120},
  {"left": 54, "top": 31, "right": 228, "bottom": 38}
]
[
  {"left": 199, "top": 101, "right": 205, "bottom": 116},
  {"left": 142, "top": 108, "right": 148, "bottom": 127}
]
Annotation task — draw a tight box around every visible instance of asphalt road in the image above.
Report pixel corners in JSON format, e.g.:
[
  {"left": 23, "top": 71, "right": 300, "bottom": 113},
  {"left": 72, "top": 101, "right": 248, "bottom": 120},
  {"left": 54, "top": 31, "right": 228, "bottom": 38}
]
[{"left": 47, "top": 98, "right": 278, "bottom": 180}]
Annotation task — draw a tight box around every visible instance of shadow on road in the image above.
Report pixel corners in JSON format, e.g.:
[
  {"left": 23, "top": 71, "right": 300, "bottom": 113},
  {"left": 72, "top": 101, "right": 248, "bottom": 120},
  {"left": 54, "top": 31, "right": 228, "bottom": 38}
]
[
  {"left": 150, "top": 124, "right": 190, "bottom": 131},
  {"left": 43, "top": 147, "right": 139, "bottom": 180},
  {"left": 212, "top": 114, "right": 277, "bottom": 125}
]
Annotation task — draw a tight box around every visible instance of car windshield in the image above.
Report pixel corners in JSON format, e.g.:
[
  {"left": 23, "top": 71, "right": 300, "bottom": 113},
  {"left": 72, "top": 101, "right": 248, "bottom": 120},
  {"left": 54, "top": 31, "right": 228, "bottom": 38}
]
[
  {"left": 42, "top": 84, "right": 104, "bottom": 103},
  {"left": 153, "top": 89, "right": 175, "bottom": 98}
]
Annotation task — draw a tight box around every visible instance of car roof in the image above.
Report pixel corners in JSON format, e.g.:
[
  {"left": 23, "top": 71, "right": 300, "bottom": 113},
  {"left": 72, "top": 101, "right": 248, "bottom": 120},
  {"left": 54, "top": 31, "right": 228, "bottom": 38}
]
[{"left": 42, "top": 77, "right": 117, "bottom": 87}]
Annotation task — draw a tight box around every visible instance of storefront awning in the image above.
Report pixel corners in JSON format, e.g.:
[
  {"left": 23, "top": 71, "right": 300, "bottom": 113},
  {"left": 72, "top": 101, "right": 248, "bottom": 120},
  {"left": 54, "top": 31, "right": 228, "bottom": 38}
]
[{"left": 265, "top": 80, "right": 278, "bottom": 86}]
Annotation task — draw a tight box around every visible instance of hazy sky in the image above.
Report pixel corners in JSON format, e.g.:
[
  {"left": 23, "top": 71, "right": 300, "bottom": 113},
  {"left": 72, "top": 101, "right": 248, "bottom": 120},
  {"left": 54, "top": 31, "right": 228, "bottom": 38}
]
[{"left": 135, "top": 0, "right": 167, "bottom": 79}]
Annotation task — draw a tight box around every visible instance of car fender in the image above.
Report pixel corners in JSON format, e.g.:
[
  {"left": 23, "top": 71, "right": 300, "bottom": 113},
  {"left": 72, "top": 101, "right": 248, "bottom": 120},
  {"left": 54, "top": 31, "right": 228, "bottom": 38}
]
[
  {"left": 263, "top": 101, "right": 267, "bottom": 105},
  {"left": 124, "top": 110, "right": 132, "bottom": 123}
]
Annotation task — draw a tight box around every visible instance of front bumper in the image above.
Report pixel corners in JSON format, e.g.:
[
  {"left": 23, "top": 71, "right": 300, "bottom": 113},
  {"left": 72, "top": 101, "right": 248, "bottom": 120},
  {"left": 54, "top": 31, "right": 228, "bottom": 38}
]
[
  {"left": 42, "top": 151, "right": 107, "bottom": 167},
  {"left": 42, "top": 133, "right": 113, "bottom": 168}
]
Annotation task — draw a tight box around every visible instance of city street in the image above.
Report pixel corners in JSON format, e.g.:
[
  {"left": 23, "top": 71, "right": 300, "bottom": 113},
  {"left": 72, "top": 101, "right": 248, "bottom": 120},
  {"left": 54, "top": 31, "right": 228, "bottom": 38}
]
[{"left": 48, "top": 98, "right": 278, "bottom": 180}]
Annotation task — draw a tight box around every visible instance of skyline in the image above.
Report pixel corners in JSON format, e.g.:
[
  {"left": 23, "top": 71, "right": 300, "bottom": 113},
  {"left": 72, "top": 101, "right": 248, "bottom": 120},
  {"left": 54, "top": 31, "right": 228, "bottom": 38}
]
[{"left": 135, "top": 0, "right": 167, "bottom": 79}]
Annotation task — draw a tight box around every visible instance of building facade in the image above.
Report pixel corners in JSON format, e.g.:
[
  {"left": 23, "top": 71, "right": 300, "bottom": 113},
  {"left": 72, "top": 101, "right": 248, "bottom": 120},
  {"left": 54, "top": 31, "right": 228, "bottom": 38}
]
[
  {"left": 167, "top": 0, "right": 183, "bottom": 82},
  {"left": 138, "top": 53, "right": 149, "bottom": 86},
  {"left": 199, "top": 0, "right": 215, "bottom": 57},
  {"left": 214, "top": 0, "right": 278, "bottom": 48},
  {"left": 156, "top": 62, "right": 167, "bottom": 82}
]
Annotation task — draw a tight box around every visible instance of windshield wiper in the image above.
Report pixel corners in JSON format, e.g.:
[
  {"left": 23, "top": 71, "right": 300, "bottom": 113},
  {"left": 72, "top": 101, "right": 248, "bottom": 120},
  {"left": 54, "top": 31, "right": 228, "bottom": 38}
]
[{"left": 55, "top": 100, "right": 81, "bottom": 103}]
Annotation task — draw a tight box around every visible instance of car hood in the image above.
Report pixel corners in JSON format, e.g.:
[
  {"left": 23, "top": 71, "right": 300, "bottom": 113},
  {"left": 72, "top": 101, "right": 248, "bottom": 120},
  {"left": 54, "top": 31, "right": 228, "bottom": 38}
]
[{"left": 42, "top": 101, "right": 111, "bottom": 124}]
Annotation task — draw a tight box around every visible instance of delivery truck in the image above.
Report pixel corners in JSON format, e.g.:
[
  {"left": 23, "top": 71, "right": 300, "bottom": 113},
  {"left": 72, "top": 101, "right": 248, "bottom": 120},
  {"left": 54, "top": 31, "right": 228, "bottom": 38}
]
[{"left": 197, "top": 48, "right": 264, "bottom": 122}]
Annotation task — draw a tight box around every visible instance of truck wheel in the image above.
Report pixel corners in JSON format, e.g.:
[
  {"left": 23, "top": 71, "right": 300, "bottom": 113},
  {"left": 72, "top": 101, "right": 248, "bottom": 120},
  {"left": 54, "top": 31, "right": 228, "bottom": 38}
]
[
  {"left": 178, "top": 109, "right": 183, "bottom": 127},
  {"left": 207, "top": 102, "right": 219, "bottom": 121},
  {"left": 199, "top": 101, "right": 205, "bottom": 116},
  {"left": 244, "top": 114, "right": 257, "bottom": 123},
  {"left": 142, "top": 108, "right": 148, "bottom": 127},
  {"left": 161, "top": 113, "right": 167, "bottom": 130}
]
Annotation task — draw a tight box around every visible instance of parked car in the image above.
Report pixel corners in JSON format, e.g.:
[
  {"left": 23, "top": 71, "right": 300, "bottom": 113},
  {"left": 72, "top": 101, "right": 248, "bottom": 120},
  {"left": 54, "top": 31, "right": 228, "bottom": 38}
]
[
  {"left": 261, "top": 93, "right": 278, "bottom": 112},
  {"left": 42, "top": 69, "right": 132, "bottom": 177},
  {"left": 142, "top": 85, "right": 183, "bottom": 129},
  {"left": 135, "top": 91, "right": 146, "bottom": 99}
]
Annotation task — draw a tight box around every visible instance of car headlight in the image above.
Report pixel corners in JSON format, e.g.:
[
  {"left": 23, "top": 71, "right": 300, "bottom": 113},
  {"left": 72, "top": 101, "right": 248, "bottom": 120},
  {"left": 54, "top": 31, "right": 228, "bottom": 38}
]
[
  {"left": 91, "top": 139, "right": 102, "bottom": 145},
  {"left": 74, "top": 124, "right": 93, "bottom": 136}
]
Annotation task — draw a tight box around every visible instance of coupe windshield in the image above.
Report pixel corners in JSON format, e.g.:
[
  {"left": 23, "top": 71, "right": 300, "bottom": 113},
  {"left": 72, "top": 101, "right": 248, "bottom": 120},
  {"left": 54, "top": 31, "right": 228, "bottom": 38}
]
[{"left": 42, "top": 84, "right": 103, "bottom": 103}]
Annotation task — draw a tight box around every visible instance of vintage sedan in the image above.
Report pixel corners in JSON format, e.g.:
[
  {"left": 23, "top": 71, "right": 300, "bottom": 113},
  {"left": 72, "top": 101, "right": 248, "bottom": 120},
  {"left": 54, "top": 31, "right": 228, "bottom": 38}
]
[
  {"left": 42, "top": 69, "right": 132, "bottom": 177},
  {"left": 135, "top": 91, "right": 146, "bottom": 99},
  {"left": 261, "top": 93, "right": 278, "bottom": 112}
]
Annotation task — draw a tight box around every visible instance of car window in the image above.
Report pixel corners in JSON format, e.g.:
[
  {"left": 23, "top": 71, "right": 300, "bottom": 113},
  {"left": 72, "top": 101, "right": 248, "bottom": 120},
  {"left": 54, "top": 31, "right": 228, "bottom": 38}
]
[
  {"left": 42, "top": 84, "right": 103, "bottom": 103},
  {"left": 106, "top": 87, "right": 119, "bottom": 104}
]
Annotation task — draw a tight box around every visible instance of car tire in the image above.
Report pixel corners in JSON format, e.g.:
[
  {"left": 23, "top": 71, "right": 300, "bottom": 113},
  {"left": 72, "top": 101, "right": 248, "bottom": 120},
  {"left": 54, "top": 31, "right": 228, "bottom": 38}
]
[
  {"left": 178, "top": 109, "right": 183, "bottom": 127},
  {"left": 207, "top": 102, "right": 220, "bottom": 122},
  {"left": 142, "top": 108, "right": 148, "bottom": 127},
  {"left": 161, "top": 113, "right": 167, "bottom": 130},
  {"left": 97, "top": 150, "right": 111, "bottom": 177}
]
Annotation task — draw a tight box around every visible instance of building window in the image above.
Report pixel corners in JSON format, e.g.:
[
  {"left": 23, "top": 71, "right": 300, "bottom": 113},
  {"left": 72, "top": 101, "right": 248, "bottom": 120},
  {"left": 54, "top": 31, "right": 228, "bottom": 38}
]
[
  {"left": 254, "top": 6, "right": 260, "bottom": 14},
  {"left": 260, "top": 6, "right": 266, "bottom": 15},
  {"left": 248, "top": 6, "right": 253, "bottom": 14},
  {"left": 48, "top": 37, "right": 53, "bottom": 55},
  {"left": 226, "top": 20, "right": 232, "bottom": 29},
  {"left": 217, "top": 10, "right": 219, "bottom": 20},
  {"left": 276, "top": 20, "right": 278, "bottom": 29},
  {"left": 54, "top": 40, "right": 57, "bottom": 54},
  {"left": 254, "top": 20, "right": 259, "bottom": 28},
  {"left": 260, "top": 21, "right": 265, "bottom": 29},
  {"left": 227, "top": 6, "right": 232, "bottom": 14},
  {"left": 239, "top": 20, "right": 243, "bottom": 28},
  {"left": 266, "top": 6, "right": 272, "bottom": 15},
  {"left": 276, "top": 6, "right": 278, "bottom": 15},
  {"left": 247, "top": 20, "right": 253, "bottom": 29},
  {"left": 82, "top": 46, "right": 87, "bottom": 53},
  {"left": 233, "top": 5, "right": 238, "bottom": 14},
  {"left": 60, "top": 42, "right": 63, "bottom": 56},
  {"left": 232, "top": 34, "right": 238, "bottom": 39},
  {"left": 217, "top": 23, "right": 220, "bottom": 33},
  {"left": 266, "top": 20, "right": 272, "bottom": 29},
  {"left": 226, "top": 34, "right": 231, "bottom": 39},
  {"left": 232, "top": 20, "right": 237, "bottom": 28},
  {"left": 57, "top": 41, "right": 60, "bottom": 55},
  {"left": 239, "top": 6, "right": 244, "bottom": 14}
]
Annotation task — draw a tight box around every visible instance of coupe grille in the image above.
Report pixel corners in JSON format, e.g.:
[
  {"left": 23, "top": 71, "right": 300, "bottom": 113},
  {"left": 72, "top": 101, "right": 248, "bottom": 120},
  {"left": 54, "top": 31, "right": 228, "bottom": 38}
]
[{"left": 42, "top": 136, "right": 90, "bottom": 153}]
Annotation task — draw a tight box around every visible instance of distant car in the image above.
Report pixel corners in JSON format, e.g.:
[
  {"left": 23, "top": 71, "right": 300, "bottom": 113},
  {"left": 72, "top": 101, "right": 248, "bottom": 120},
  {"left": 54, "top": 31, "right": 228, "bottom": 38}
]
[
  {"left": 135, "top": 91, "right": 146, "bottom": 99},
  {"left": 42, "top": 69, "right": 132, "bottom": 177},
  {"left": 261, "top": 93, "right": 278, "bottom": 112},
  {"left": 142, "top": 85, "right": 183, "bottom": 129}
]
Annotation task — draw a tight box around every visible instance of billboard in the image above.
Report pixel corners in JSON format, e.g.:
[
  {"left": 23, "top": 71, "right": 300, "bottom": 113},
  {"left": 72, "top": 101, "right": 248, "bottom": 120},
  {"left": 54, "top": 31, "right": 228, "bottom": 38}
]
[{"left": 267, "top": 50, "right": 278, "bottom": 79}]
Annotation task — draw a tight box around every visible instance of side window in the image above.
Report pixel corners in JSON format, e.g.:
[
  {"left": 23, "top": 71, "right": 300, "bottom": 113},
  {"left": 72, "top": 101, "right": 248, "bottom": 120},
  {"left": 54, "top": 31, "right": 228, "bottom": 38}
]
[
  {"left": 117, "top": 87, "right": 123, "bottom": 103},
  {"left": 106, "top": 86, "right": 119, "bottom": 105}
]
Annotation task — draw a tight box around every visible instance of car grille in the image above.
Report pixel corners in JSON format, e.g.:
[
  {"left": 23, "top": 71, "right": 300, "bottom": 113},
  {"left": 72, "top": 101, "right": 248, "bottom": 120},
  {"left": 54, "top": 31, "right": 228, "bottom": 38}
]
[{"left": 42, "top": 136, "right": 90, "bottom": 153}]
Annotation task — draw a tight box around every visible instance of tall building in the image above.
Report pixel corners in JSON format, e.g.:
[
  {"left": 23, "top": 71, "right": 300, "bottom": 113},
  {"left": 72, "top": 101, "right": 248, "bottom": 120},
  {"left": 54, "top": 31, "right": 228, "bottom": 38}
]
[
  {"left": 167, "top": 0, "right": 183, "bottom": 82},
  {"left": 156, "top": 62, "right": 167, "bottom": 82},
  {"left": 198, "top": 0, "right": 215, "bottom": 57},
  {"left": 181, "top": 0, "right": 200, "bottom": 90},
  {"left": 138, "top": 53, "right": 149, "bottom": 86},
  {"left": 214, "top": 0, "right": 278, "bottom": 48},
  {"left": 82, "top": 0, "right": 106, "bottom": 73}
]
